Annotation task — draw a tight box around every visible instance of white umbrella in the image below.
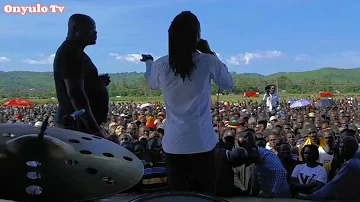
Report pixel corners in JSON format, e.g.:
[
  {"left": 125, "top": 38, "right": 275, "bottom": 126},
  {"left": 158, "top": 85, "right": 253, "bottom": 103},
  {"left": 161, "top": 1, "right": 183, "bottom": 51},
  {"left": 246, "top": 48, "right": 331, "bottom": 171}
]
[
  {"left": 140, "top": 103, "right": 154, "bottom": 109},
  {"left": 290, "top": 100, "right": 312, "bottom": 108}
]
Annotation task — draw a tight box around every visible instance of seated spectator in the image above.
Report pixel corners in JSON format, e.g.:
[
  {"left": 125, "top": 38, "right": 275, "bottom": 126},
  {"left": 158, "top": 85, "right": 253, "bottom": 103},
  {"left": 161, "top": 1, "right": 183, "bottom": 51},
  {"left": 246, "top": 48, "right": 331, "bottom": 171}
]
[
  {"left": 121, "top": 142, "right": 134, "bottom": 153},
  {"left": 295, "top": 128, "right": 306, "bottom": 148},
  {"left": 107, "top": 134, "right": 120, "bottom": 144},
  {"left": 271, "top": 137, "right": 286, "bottom": 156},
  {"left": 139, "top": 126, "right": 150, "bottom": 139},
  {"left": 141, "top": 137, "right": 167, "bottom": 192},
  {"left": 323, "top": 145, "right": 342, "bottom": 182},
  {"left": 157, "top": 124, "right": 164, "bottom": 137},
  {"left": 119, "top": 133, "right": 133, "bottom": 144},
  {"left": 215, "top": 147, "right": 248, "bottom": 196},
  {"left": 241, "top": 129, "right": 291, "bottom": 198},
  {"left": 255, "top": 135, "right": 266, "bottom": 148},
  {"left": 285, "top": 131, "right": 296, "bottom": 147},
  {"left": 299, "top": 136, "right": 360, "bottom": 201},
  {"left": 108, "top": 123, "right": 118, "bottom": 136},
  {"left": 318, "top": 129, "right": 335, "bottom": 165},
  {"left": 115, "top": 125, "right": 126, "bottom": 135},
  {"left": 277, "top": 142, "right": 299, "bottom": 181},
  {"left": 298, "top": 124, "right": 326, "bottom": 161},
  {"left": 291, "top": 145, "right": 327, "bottom": 195},
  {"left": 134, "top": 141, "right": 147, "bottom": 161},
  {"left": 233, "top": 130, "right": 260, "bottom": 196},
  {"left": 265, "top": 132, "right": 279, "bottom": 151},
  {"left": 223, "top": 133, "right": 235, "bottom": 150},
  {"left": 149, "top": 131, "right": 161, "bottom": 139}
]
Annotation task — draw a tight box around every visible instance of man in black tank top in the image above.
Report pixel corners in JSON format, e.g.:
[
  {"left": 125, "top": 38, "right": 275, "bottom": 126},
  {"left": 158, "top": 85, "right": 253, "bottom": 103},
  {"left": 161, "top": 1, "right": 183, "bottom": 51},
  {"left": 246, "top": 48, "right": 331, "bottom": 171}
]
[{"left": 53, "top": 14, "right": 110, "bottom": 137}]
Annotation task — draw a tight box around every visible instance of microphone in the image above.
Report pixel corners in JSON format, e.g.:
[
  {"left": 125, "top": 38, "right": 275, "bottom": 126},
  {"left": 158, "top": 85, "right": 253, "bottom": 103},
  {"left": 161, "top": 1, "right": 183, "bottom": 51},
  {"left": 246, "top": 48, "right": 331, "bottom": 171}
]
[
  {"left": 63, "top": 109, "right": 85, "bottom": 129},
  {"left": 71, "top": 109, "right": 85, "bottom": 119}
]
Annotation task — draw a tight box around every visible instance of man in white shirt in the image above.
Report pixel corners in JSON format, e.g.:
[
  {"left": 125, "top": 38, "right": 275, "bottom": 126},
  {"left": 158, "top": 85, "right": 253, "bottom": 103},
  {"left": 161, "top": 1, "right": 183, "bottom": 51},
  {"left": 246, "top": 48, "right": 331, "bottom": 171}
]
[
  {"left": 140, "top": 11, "right": 233, "bottom": 194},
  {"left": 263, "top": 85, "right": 279, "bottom": 116}
]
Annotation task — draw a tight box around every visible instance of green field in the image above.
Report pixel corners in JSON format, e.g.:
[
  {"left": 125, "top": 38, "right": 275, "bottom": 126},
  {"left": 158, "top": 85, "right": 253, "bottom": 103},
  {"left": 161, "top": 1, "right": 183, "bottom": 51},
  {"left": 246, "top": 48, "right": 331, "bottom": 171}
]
[{"left": 2, "top": 93, "right": 358, "bottom": 105}]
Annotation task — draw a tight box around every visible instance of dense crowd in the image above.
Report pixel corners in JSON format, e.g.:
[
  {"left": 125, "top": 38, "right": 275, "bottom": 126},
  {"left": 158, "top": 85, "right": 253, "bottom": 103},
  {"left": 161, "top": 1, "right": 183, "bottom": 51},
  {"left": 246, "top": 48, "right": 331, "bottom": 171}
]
[{"left": 1, "top": 97, "right": 360, "bottom": 200}]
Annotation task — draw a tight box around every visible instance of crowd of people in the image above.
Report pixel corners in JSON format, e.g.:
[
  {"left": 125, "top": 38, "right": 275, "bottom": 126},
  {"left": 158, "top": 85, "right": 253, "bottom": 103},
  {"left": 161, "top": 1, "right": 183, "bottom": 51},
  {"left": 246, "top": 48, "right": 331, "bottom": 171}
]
[{"left": 1, "top": 97, "right": 360, "bottom": 200}]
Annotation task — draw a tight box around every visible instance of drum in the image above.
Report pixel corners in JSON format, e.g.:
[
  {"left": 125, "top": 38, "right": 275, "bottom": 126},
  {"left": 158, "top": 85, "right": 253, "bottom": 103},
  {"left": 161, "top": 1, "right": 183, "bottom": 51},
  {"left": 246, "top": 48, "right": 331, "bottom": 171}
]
[
  {"left": 0, "top": 123, "right": 144, "bottom": 202},
  {"left": 98, "top": 193, "right": 310, "bottom": 202}
]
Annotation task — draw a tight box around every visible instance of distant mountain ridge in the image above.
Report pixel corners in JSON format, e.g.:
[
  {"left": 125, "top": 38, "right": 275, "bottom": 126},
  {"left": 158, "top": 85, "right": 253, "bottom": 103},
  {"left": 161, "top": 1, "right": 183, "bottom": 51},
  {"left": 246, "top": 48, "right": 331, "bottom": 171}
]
[
  {"left": 0, "top": 67, "right": 359, "bottom": 92},
  {"left": 267, "top": 67, "right": 360, "bottom": 83}
]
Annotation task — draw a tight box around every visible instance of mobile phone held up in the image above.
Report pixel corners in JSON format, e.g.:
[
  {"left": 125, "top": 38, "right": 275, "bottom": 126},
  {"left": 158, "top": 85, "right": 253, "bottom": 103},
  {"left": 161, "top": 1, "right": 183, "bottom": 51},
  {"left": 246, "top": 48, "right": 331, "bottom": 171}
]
[{"left": 140, "top": 54, "right": 153, "bottom": 62}]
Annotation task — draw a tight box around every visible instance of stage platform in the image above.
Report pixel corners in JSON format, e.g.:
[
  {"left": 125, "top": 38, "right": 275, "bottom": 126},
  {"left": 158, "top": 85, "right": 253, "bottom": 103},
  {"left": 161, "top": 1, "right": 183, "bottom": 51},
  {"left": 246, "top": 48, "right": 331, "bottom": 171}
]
[{"left": 97, "top": 193, "right": 308, "bottom": 202}]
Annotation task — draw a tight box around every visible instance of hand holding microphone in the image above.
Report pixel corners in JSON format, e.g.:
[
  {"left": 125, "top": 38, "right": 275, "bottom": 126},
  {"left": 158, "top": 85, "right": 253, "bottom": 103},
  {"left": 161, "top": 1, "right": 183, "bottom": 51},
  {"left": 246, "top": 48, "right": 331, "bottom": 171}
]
[
  {"left": 196, "top": 39, "right": 214, "bottom": 55},
  {"left": 140, "top": 54, "right": 153, "bottom": 62}
]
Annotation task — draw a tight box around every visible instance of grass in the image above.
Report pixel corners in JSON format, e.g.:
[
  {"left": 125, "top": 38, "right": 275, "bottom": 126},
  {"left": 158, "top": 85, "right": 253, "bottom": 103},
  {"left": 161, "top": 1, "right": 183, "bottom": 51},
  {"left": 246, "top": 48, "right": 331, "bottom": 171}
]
[{"left": 1, "top": 93, "right": 359, "bottom": 105}]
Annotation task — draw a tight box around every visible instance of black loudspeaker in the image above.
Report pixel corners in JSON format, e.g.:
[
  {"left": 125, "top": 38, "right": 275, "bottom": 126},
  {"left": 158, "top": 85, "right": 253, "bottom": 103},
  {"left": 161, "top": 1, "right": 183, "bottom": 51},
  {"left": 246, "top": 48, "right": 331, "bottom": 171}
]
[{"left": 129, "top": 192, "right": 229, "bottom": 202}]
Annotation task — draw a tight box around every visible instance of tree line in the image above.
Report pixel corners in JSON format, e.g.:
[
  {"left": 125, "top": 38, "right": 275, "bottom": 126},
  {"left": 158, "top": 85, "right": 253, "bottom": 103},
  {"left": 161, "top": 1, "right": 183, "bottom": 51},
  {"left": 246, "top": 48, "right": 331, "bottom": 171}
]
[{"left": 0, "top": 75, "right": 358, "bottom": 99}]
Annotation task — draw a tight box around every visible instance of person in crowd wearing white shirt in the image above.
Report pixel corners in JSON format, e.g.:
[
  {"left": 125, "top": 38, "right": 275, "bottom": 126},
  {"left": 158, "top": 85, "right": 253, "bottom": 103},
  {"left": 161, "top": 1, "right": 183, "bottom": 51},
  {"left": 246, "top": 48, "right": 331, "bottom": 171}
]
[
  {"left": 140, "top": 11, "right": 233, "bottom": 194},
  {"left": 298, "top": 136, "right": 360, "bottom": 201},
  {"left": 291, "top": 145, "right": 327, "bottom": 195},
  {"left": 263, "top": 84, "right": 279, "bottom": 116}
]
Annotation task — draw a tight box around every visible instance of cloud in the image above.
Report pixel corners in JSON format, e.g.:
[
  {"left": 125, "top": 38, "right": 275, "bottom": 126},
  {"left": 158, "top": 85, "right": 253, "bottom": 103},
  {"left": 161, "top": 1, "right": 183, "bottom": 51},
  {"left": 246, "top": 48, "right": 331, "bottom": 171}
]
[
  {"left": 227, "top": 50, "right": 283, "bottom": 65},
  {"left": 23, "top": 54, "right": 55, "bottom": 65},
  {"left": 110, "top": 53, "right": 142, "bottom": 64},
  {"left": 295, "top": 54, "right": 309, "bottom": 62},
  {"left": 110, "top": 53, "right": 159, "bottom": 64},
  {"left": 0, "top": 56, "right": 10, "bottom": 63}
]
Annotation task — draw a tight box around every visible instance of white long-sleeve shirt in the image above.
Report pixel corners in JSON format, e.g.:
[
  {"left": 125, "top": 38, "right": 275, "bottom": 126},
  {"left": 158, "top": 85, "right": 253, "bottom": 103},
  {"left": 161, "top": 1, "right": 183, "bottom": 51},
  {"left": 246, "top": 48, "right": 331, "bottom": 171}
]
[
  {"left": 144, "top": 52, "right": 233, "bottom": 154},
  {"left": 263, "top": 93, "right": 280, "bottom": 112}
]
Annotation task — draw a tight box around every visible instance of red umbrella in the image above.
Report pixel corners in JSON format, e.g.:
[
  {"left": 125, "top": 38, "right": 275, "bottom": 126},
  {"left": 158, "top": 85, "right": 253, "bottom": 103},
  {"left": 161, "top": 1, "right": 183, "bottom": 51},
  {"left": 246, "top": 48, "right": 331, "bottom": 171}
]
[{"left": 2, "top": 98, "right": 34, "bottom": 107}]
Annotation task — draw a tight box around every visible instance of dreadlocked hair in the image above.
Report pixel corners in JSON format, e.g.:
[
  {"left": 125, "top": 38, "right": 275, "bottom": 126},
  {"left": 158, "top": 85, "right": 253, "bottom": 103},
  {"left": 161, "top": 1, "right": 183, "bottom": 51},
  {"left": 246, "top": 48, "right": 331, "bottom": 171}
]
[{"left": 168, "top": 11, "right": 200, "bottom": 82}]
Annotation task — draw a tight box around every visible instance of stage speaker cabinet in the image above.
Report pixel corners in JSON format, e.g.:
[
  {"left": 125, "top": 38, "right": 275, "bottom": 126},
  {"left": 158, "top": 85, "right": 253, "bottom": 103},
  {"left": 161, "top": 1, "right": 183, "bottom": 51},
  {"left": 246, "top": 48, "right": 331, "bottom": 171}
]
[{"left": 129, "top": 192, "right": 229, "bottom": 202}]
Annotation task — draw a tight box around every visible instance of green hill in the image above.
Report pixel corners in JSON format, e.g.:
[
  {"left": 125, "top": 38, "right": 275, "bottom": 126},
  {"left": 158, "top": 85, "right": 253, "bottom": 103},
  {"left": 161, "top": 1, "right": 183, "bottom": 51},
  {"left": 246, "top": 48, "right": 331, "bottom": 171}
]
[
  {"left": 0, "top": 67, "right": 359, "bottom": 97},
  {"left": 268, "top": 67, "right": 360, "bottom": 83},
  {"left": 0, "top": 71, "right": 142, "bottom": 92}
]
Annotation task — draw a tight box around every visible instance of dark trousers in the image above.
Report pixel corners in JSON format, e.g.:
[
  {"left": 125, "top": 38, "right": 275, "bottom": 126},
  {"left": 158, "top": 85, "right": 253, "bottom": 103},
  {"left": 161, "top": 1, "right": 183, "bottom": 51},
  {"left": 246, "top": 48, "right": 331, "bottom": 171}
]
[
  {"left": 55, "top": 120, "right": 89, "bottom": 133},
  {"left": 55, "top": 114, "right": 100, "bottom": 134},
  {"left": 164, "top": 148, "right": 217, "bottom": 194}
]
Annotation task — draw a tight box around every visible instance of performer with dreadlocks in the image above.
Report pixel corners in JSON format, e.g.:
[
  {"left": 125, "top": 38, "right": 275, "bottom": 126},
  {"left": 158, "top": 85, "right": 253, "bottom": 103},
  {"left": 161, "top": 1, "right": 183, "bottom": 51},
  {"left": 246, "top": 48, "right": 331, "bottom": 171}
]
[{"left": 140, "top": 11, "right": 233, "bottom": 194}]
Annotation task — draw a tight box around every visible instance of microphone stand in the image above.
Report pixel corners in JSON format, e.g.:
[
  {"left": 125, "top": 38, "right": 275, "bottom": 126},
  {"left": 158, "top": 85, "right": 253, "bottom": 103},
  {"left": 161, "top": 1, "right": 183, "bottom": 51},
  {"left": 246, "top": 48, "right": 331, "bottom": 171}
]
[
  {"left": 62, "top": 109, "right": 86, "bottom": 130},
  {"left": 38, "top": 117, "right": 49, "bottom": 139},
  {"left": 216, "top": 87, "right": 221, "bottom": 140}
]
